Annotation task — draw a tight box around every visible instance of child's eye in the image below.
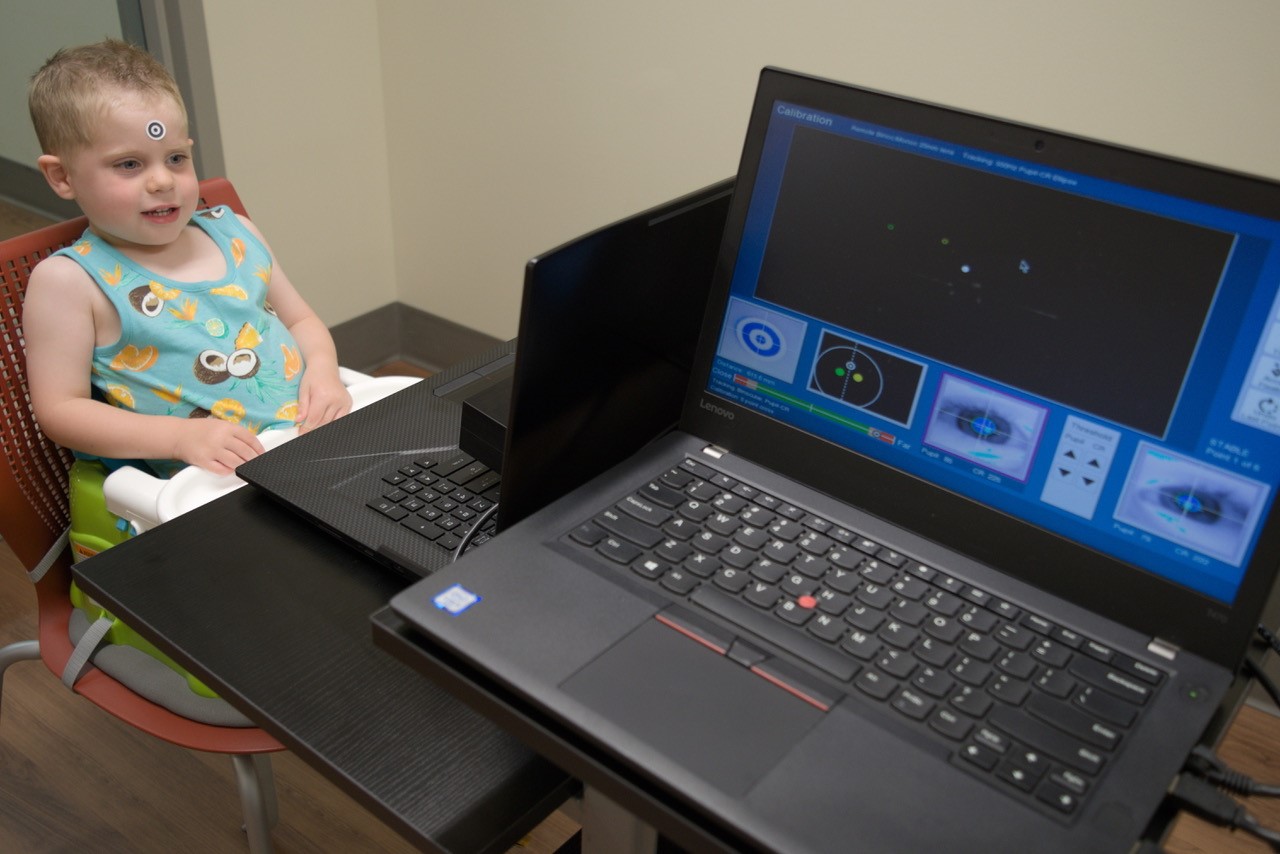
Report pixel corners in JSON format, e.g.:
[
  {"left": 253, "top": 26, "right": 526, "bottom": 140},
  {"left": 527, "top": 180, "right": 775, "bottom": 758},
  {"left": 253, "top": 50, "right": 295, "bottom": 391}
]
[
  {"left": 115, "top": 159, "right": 142, "bottom": 171},
  {"left": 167, "top": 153, "right": 190, "bottom": 167}
]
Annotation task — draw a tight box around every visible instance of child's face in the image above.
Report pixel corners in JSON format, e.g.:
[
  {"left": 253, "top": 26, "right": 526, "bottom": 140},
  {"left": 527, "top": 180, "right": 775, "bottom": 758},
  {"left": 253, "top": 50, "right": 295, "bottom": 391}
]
[{"left": 56, "top": 90, "right": 199, "bottom": 252}]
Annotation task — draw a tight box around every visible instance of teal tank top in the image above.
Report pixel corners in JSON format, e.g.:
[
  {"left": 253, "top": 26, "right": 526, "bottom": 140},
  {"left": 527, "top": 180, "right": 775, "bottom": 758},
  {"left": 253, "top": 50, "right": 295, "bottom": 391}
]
[{"left": 53, "top": 206, "right": 305, "bottom": 477}]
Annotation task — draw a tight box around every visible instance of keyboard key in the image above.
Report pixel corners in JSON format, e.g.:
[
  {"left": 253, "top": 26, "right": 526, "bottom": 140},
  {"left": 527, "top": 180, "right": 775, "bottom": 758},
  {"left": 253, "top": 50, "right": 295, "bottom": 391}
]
[
  {"left": 950, "top": 686, "right": 993, "bottom": 718},
  {"left": 619, "top": 493, "right": 673, "bottom": 526},
  {"left": 1035, "top": 780, "right": 1081, "bottom": 814},
  {"left": 597, "top": 537, "right": 642, "bottom": 564},
  {"left": 957, "top": 742, "right": 1000, "bottom": 771},
  {"left": 841, "top": 630, "right": 880, "bottom": 661},
  {"left": 660, "top": 568, "right": 701, "bottom": 595},
  {"left": 892, "top": 687, "right": 935, "bottom": 721},
  {"left": 595, "top": 508, "right": 665, "bottom": 548},
  {"left": 914, "top": 637, "right": 955, "bottom": 668},
  {"left": 569, "top": 521, "right": 607, "bottom": 546},
  {"left": 639, "top": 480, "right": 686, "bottom": 508},
  {"left": 1112, "top": 653, "right": 1165, "bottom": 686},
  {"left": 1068, "top": 656, "right": 1151, "bottom": 705},
  {"left": 745, "top": 581, "right": 781, "bottom": 608},
  {"left": 1025, "top": 692, "right": 1121, "bottom": 751},
  {"left": 1034, "top": 668, "right": 1077, "bottom": 700},
  {"left": 1072, "top": 686, "right": 1138, "bottom": 728},
  {"left": 775, "top": 598, "right": 815, "bottom": 626},
  {"left": 912, "top": 666, "right": 956, "bottom": 698},
  {"left": 854, "top": 669, "right": 897, "bottom": 700},
  {"left": 929, "top": 707, "right": 974, "bottom": 741},
  {"left": 988, "top": 705, "right": 1106, "bottom": 775},
  {"left": 632, "top": 557, "right": 668, "bottom": 580},
  {"left": 400, "top": 516, "right": 445, "bottom": 539},
  {"left": 996, "top": 758, "right": 1041, "bottom": 792},
  {"left": 712, "top": 567, "right": 750, "bottom": 593},
  {"left": 808, "top": 613, "right": 846, "bottom": 643}
]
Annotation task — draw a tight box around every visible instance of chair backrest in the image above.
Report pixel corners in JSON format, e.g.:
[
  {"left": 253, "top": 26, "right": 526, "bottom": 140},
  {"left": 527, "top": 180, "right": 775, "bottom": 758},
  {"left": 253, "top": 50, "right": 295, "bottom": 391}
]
[
  {"left": 0, "top": 178, "right": 285, "bottom": 747},
  {"left": 0, "top": 177, "right": 248, "bottom": 571}
]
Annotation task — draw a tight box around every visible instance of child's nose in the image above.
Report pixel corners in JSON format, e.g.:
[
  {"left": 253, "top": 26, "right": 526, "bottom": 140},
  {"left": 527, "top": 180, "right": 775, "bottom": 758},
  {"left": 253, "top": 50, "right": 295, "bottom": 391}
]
[{"left": 146, "top": 166, "right": 174, "bottom": 193}]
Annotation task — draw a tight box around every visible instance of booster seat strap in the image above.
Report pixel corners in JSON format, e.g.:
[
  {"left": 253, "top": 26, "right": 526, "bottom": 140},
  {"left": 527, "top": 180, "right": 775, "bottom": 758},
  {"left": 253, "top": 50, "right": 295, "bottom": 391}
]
[
  {"left": 29, "top": 528, "right": 70, "bottom": 584},
  {"left": 61, "top": 615, "right": 114, "bottom": 689}
]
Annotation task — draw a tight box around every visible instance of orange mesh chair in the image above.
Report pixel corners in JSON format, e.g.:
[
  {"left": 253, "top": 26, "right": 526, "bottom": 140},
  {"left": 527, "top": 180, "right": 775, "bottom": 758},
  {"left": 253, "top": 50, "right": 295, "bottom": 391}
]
[{"left": 0, "top": 177, "right": 284, "bottom": 852}]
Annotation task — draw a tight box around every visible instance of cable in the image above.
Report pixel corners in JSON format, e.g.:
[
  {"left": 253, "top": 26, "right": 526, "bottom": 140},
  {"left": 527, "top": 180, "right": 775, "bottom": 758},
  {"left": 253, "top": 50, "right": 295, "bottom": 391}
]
[
  {"left": 1168, "top": 773, "right": 1280, "bottom": 851},
  {"left": 1259, "top": 623, "right": 1280, "bottom": 655},
  {"left": 1187, "top": 745, "right": 1280, "bottom": 798},
  {"left": 1247, "top": 652, "right": 1280, "bottom": 710},
  {"left": 452, "top": 501, "right": 500, "bottom": 563}
]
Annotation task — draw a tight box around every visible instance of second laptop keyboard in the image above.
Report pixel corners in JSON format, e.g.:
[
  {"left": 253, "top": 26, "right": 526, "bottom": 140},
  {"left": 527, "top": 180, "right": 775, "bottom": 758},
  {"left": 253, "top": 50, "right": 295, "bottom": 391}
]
[
  {"left": 366, "top": 451, "right": 501, "bottom": 555},
  {"left": 562, "top": 455, "right": 1166, "bottom": 821}
]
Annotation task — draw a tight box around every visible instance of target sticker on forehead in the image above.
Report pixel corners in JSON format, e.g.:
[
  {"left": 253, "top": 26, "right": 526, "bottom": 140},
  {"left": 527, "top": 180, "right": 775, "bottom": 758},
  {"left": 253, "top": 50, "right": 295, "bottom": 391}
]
[{"left": 145, "top": 120, "right": 167, "bottom": 141}]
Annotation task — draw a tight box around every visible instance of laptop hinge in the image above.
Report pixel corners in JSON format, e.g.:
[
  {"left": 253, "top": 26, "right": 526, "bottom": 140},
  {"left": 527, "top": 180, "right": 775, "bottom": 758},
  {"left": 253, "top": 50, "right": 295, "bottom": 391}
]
[
  {"left": 701, "top": 444, "right": 728, "bottom": 460},
  {"left": 1147, "top": 638, "right": 1179, "bottom": 661}
]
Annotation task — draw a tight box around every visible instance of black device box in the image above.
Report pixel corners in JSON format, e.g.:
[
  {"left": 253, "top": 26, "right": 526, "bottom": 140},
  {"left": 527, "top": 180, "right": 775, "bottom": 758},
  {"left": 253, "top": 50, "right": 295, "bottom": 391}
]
[{"left": 460, "top": 375, "right": 513, "bottom": 472}]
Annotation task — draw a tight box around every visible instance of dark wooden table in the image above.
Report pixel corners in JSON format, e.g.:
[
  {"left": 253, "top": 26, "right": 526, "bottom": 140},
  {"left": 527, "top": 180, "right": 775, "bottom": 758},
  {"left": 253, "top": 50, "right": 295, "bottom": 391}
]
[{"left": 73, "top": 438, "right": 575, "bottom": 854}]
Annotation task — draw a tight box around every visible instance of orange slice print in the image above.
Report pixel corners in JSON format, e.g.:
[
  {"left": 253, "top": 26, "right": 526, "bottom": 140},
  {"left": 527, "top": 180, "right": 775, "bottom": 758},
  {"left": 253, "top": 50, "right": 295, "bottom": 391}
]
[
  {"left": 235, "top": 322, "right": 262, "bottom": 350},
  {"left": 109, "top": 344, "right": 159, "bottom": 372},
  {"left": 230, "top": 237, "right": 246, "bottom": 267},
  {"left": 255, "top": 264, "right": 272, "bottom": 285},
  {"left": 210, "top": 284, "right": 248, "bottom": 299},
  {"left": 152, "top": 384, "right": 183, "bottom": 403},
  {"left": 100, "top": 264, "right": 123, "bottom": 286},
  {"left": 276, "top": 401, "right": 299, "bottom": 421},
  {"left": 106, "top": 384, "right": 136, "bottom": 408},
  {"left": 149, "top": 280, "right": 181, "bottom": 301},
  {"left": 73, "top": 241, "right": 92, "bottom": 256},
  {"left": 281, "top": 344, "right": 302, "bottom": 380}
]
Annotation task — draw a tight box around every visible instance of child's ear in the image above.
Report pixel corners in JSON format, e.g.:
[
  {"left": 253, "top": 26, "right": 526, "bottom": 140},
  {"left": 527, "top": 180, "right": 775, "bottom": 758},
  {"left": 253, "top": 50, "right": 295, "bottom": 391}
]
[{"left": 36, "top": 154, "right": 76, "bottom": 200}]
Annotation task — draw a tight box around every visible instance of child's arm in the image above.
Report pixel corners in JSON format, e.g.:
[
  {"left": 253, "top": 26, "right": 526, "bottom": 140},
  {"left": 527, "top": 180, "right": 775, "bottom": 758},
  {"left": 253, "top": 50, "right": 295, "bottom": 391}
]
[
  {"left": 24, "top": 256, "right": 267, "bottom": 476},
  {"left": 238, "top": 217, "right": 352, "bottom": 434}
]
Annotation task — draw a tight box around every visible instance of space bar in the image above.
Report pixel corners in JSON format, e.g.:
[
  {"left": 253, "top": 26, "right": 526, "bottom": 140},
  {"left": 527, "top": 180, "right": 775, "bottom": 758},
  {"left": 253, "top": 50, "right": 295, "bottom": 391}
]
[{"left": 690, "top": 587, "right": 858, "bottom": 681}]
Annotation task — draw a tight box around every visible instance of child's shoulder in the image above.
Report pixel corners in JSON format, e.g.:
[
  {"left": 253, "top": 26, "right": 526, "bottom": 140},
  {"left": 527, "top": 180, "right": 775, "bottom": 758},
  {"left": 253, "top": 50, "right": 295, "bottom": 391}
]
[{"left": 29, "top": 251, "right": 94, "bottom": 290}]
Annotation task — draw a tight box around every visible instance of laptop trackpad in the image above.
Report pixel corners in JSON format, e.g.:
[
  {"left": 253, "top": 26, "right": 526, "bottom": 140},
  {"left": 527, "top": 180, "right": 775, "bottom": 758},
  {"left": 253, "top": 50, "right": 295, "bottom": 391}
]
[{"left": 560, "top": 618, "right": 824, "bottom": 795}]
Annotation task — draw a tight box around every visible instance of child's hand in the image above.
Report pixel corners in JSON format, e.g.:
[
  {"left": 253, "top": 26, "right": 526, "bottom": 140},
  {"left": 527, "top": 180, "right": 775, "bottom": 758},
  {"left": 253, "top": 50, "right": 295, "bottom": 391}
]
[
  {"left": 174, "top": 418, "right": 267, "bottom": 476},
  {"left": 295, "top": 371, "right": 353, "bottom": 434}
]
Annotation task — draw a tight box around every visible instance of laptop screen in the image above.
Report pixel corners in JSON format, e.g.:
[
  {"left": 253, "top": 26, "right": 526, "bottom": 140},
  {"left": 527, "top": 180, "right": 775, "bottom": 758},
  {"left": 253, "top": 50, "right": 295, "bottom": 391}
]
[{"left": 701, "top": 80, "right": 1280, "bottom": 606}]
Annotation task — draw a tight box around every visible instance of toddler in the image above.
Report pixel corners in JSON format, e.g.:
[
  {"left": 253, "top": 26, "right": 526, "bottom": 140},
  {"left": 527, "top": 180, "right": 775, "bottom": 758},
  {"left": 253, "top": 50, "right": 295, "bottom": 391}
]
[{"left": 24, "top": 39, "right": 350, "bottom": 478}]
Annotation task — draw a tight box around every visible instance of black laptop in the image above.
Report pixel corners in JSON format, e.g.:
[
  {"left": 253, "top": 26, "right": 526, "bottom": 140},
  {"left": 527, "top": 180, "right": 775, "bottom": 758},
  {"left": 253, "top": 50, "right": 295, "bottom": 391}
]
[
  {"left": 237, "top": 179, "right": 733, "bottom": 579},
  {"left": 389, "top": 68, "right": 1280, "bottom": 852}
]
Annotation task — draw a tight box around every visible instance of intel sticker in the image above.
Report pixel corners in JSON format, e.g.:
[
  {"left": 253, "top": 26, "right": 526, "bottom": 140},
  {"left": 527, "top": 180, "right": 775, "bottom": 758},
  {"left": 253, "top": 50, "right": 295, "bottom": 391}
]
[{"left": 433, "top": 583, "right": 481, "bottom": 615}]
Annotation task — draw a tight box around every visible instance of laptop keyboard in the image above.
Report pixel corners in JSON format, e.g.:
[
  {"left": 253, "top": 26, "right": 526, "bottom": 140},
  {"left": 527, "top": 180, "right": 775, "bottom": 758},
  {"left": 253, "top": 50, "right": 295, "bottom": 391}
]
[
  {"left": 562, "top": 456, "right": 1167, "bottom": 820},
  {"left": 366, "top": 451, "right": 501, "bottom": 556}
]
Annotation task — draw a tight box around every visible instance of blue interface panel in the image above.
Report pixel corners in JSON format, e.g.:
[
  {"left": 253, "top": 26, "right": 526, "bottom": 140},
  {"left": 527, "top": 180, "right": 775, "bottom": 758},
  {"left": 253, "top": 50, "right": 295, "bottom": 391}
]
[{"left": 707, "top": 101, "right": 1280, "bottom": 604}]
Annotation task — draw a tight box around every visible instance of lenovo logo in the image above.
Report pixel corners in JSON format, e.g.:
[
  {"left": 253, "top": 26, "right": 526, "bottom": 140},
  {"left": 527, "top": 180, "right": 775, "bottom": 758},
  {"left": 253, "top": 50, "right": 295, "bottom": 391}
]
[{"left": 699, "top": 398, "right": 735, "bottom": 420}]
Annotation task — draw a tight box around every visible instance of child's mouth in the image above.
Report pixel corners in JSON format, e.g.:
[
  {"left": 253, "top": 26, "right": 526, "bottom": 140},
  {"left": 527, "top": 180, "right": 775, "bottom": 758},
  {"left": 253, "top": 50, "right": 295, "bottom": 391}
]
[{"left": 145, "top": 207, "right": 177, "bottom": 219}]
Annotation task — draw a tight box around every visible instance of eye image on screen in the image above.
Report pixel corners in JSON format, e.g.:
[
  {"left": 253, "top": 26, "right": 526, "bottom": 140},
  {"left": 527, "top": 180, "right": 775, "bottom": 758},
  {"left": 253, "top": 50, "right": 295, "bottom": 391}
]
[
  {"left": 807, "top": 329, "right": 925, "bottom": 426},
  {"left": 1114, "top": 443, "right": 1270, "bottom": 567},
  {"left": 924, "top": 374, "right": 1048, "bottom": 481},
  {"left": 716, "top": 297, "right": 809, "bottom": 384}
]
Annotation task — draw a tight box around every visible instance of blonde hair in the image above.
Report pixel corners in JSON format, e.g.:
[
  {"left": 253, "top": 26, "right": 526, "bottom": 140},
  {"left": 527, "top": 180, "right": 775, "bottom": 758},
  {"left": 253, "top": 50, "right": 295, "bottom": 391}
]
[{"left": 28, "top": 39, "right": 188, "bottom": 155}]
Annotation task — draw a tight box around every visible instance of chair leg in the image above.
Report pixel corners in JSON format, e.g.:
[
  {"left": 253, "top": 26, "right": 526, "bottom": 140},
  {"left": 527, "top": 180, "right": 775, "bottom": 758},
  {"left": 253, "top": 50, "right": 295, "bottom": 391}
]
[
  {"left": 231, "top": 753, "right": 277, "bottom": 853},
  {"left": 0, "top": 640, "right": 41, "bottom": 724}
]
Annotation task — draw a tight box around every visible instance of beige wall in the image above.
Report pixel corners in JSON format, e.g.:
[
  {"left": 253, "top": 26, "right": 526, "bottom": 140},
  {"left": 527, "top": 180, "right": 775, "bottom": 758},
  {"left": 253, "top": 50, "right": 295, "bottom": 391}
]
[
  {"left": 199, "top": 0, "right": 397, "bottom": 326},
  {"left": 204, "top": 0, "right": 1280, "bottom": 338},
  {"left": 0, "top": 1, "right": 123, "bottom": 165}
]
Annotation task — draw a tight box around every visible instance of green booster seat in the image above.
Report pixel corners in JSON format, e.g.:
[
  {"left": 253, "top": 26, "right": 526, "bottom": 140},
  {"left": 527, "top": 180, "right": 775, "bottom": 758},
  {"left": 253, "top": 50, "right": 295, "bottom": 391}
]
[{"left": 66, "top": 459, "right": 252, "bottom": 726}]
